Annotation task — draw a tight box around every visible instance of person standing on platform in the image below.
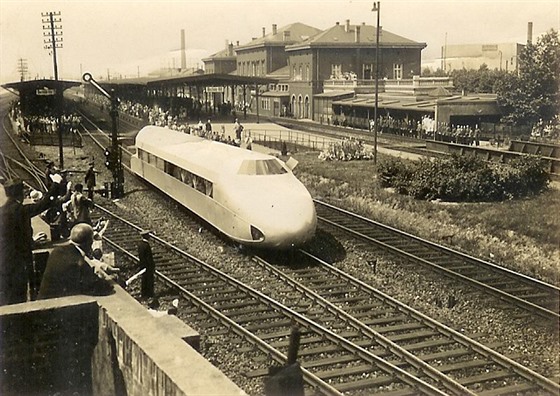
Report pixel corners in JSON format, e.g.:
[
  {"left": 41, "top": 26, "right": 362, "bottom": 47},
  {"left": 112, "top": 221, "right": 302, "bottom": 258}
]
[
  {"left": 0, "top": 178, "right": 60, "bottom": 305},
  {"left": 138, "top": 230, "right": 155, "bottom": 298},
  {"left": 205, "top": 119, "right": 212, "bottom": 136},
  {"left": 70, "top": 183, "right": 92, "bottom": 226},
  {"left": 44, "top": 161, "right": 56, "bottom": 190},
  {"left": 38, "top": 223, "right": 115, "bottom": 300},
  {"left": 242, "top": 130, "right": 253, "bottom": 151},
  {"left": 84, "top": 161, "right": 96, "bottom": 201},
  {"left": 234, "top": 118, "right": 243, "bottom": 140}
]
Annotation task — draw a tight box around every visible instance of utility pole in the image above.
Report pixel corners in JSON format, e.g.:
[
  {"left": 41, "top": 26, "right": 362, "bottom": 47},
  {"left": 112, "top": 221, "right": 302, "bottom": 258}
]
[
  {"left": 17, "top": 58, "right": 28, "bottom": 81},
  {"left": 42, "top": 11, "right": 64, "bottom": 168},
  {"left": 372, "top": 2, "right": 381, "bottom": 165}
]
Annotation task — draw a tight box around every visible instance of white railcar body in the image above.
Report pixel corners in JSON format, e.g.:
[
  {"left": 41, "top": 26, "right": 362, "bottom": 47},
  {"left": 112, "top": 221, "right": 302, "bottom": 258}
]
[{"left": 131, "top": 126, "right": 317, "bottom": 249}]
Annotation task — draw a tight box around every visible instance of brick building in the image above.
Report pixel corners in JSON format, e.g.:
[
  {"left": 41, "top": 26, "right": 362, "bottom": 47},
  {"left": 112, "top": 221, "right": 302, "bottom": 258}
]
[
  {"left": 202, "top": 19, "right": 500, "bottom": 127},
  {"left": 283, "top": 19, "right": 426, "bottom": 120}
]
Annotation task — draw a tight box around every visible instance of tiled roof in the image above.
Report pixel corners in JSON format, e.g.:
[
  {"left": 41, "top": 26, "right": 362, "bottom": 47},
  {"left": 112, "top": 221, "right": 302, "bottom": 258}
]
[
  {"left": 236, "top": 22, "right": 322, "bottom": 50},
  {"left": 203, "top": 47, "right": 236, "bottom": 61},
  {"left": 287, "top": 23, "right": 426, "bottom": 50},
  {"left": 267, "top": 65, "right": 290, "bottom": 77}
]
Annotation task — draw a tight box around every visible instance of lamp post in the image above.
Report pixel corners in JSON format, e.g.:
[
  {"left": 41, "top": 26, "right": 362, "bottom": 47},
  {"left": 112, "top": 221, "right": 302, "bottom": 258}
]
[{"left": 372, "top": 2, "right": 380, "bottom": 165}]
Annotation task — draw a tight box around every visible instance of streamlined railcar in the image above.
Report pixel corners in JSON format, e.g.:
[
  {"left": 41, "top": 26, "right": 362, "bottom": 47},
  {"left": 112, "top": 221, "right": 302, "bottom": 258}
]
[{"left": 131, "top": 126, "right": 317, "bottom": 249}]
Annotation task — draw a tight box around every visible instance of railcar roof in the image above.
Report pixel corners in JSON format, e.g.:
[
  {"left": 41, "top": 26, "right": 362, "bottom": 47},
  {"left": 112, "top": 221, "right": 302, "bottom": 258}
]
[{"left": 135, "top": 126, "right": 279, "bottom": 180}]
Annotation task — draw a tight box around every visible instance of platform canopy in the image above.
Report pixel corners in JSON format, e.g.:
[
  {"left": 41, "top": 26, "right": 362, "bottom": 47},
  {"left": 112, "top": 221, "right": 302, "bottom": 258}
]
[
  {"left": 1, "top": 78, "right": 81, "bottom": 94},
  {"left": 146, "top": 73, "right": 278, "bottom": 89},
  {"left": 1, "top": 79, "right": 82, "bottom": 116}
]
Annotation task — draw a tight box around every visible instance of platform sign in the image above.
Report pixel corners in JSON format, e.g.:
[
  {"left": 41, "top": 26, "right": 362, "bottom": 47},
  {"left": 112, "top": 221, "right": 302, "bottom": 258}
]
[
  {"left": 205, "top": 86, "right": 224, "bottom": 93},
  {"left": 36, "top": 88, "right": 56, "bottom": 96}
]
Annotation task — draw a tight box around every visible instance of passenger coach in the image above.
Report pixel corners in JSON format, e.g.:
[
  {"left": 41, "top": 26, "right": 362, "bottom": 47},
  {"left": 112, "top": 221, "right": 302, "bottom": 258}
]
[{"left": 131, "top": 126, "right": 317, "bottom": 249}]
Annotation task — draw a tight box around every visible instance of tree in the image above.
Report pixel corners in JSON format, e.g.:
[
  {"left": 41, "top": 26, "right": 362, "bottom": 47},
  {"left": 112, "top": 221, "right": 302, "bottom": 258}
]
[
  {"left": 422, "top": 67, "right": 448, "bottom": 77},
  {"left": 495, "top": 29, "right": 560, "bottom": 126},
  {"left": 451, "top": 64, "right": 508, "bottom": 94}
]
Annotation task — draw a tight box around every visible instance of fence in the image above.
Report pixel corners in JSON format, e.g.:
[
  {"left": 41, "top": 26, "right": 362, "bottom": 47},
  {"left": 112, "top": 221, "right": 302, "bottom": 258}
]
[{"left": 247, "top": 128, "right": 337, "bottom": 152}]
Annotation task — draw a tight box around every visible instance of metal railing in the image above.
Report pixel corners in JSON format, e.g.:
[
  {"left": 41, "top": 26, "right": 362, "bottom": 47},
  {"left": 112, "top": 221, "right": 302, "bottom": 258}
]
[{"left": 246, "top": 128, "right": 337, "bottom": 152}]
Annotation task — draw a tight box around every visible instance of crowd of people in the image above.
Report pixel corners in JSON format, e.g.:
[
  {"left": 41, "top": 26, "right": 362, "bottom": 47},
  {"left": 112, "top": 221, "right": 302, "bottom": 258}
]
[
  {"left": 0, "top": 159, "right": 120, "bottom": 305},
  {"left": 332, "top": 113, "right": 484, "bottom": 146},
  {"left": 89, "top": 95, "right": 254, "bottom": 149},
  {"left": 10, "top": 101, "right": 83, "bottom": 141}
]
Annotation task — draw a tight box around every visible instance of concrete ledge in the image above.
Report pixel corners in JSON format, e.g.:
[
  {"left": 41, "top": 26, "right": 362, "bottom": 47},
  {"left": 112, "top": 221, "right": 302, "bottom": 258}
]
[
  {"left": 1, "top": 285, "right": 246, "bottom": 396},
  {"left": 94, "top": 284, "right": 246, "bottom": 396}
]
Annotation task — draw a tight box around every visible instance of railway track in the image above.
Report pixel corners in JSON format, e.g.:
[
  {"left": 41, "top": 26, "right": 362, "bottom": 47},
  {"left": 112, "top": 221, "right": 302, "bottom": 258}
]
[
  {"left": 93, "top": 203, "right": 450, "bottom": 395},
  {"left": 92, "top": 202, "right": 559, "bottom": 395},
  {"left": 0, "top": 96, "right": 46, "bottom": 189},
  {"left": 255, "top": 251, "right": 559, "bottom": 395},
  {"left": 314, "top": 200, "right": 560, "bottom": 323}
]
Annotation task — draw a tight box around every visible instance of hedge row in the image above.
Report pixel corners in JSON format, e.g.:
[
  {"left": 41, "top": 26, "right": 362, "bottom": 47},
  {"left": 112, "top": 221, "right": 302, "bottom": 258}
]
[{"left": 378, "top": 154, "right": 550, "bottom": 202}]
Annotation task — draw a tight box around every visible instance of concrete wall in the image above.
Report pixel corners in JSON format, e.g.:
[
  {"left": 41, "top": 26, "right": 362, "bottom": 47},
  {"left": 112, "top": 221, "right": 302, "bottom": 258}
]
[
  {"left": 0, "top": 296, "right": 99, "bottom": 396},
  {"left": 0, "top": 285, "right": 246, "bottom": 396}
]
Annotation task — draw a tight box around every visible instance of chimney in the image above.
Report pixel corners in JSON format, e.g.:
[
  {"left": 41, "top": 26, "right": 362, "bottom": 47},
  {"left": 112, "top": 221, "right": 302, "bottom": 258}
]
[
  {"left": 228, "top": 42, "right": 234, "bottom": 56},
  {"left": 262, "top": 27, "right": 266, "bottom": 37},
  {"left": 272, "top": 24, "right": 277, "bottom": 35},
  {"left": 180, "top": 29, "right": 186, "bottom": 71},
  {"left": 355, "top": 25, "right": 360, "bottom": 43},
  {"left": 283, "top": 30, "right": 291, "bottom": 41},
  {"left": 345, "top": 19, "right": 350, "bottom": 32},
  {"left": 336, "top": 21, "right": 340, "bottom": 26},
  {"left": 527, "top": 22, "right": 533, "bottom": 44},
  {"left": 225, "top": 39, "right": 229, "bottom": 51},
  {"left": 236, "top": 40, "right": 239, "bottom": 46}
]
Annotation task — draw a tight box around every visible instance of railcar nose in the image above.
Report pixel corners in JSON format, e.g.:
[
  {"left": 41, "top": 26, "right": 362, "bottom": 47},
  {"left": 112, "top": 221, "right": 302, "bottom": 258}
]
[{"left": 256, "top": 190, "right": 317, "bottom": 249}]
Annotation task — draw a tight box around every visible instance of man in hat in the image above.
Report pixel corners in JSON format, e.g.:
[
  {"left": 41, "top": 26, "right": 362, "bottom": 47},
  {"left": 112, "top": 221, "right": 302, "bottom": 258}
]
[
  {"left": 38, "top": 223, "right": 115, "bottom": 299},
  {"left": 84, "top": 161, "right": 96, "bottom": 201},
  {"left": 0, "top": 178, "right": 59, "bottom": 305},
  {"left": 138, "top": 230, "right": 155, "bottom": 298}
]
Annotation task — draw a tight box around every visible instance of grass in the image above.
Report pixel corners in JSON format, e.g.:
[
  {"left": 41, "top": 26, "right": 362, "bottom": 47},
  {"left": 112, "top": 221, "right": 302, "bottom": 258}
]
[{"left": 293, "top": 151, "right": 560, "bottom": 285}]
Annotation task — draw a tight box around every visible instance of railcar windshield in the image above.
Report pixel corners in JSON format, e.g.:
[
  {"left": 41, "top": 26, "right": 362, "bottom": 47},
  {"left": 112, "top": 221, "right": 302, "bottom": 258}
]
[{"left": 237, "top": 159, "right": 288, "bottom": 175}]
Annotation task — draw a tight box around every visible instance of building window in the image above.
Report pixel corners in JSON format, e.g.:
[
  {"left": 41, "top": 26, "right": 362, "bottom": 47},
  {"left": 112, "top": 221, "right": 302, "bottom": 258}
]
[
  {"left": 306, "top": 65, "right": 310, "bottom": 81},
  {"left": 331, "top": 64, "right": 342, "bottom": 79},
  {"left": 362, "top": 63, "right": 374, "bottom": 80},
  {"left": 292, "top": 65, "right": 296, "bottom": 79},
  {"left": 393, "top": 63, "right": 403, "bottom": 80},
  {"left": 262, "top": 60, "right": 266, "bottom": 76}
]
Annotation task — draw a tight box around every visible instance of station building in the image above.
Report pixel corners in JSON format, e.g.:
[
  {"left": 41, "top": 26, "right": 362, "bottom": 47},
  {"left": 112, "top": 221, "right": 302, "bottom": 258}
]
[
  {"left": 202, "top": 19, "right": 501, "bottom": 130},
  {"left": 79, "top": 18, "right": 503, "bottom": 131}
]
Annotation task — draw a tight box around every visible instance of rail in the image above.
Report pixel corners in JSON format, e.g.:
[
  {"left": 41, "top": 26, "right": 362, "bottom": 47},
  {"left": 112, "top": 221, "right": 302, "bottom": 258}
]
[{"left": 314, "top": 199, "right": 560, "bottom": 323}]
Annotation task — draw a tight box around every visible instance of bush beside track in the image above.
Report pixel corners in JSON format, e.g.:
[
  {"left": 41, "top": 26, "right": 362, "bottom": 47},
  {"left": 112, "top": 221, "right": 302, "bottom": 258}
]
[{"left": 378, "top": 154, "right": 550, "bottom": 202}]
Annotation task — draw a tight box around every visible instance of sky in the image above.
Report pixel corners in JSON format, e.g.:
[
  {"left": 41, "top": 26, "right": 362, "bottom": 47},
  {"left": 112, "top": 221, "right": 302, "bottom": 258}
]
[{"left": 1, "top": 0, "right": 559, "bottom": 84}]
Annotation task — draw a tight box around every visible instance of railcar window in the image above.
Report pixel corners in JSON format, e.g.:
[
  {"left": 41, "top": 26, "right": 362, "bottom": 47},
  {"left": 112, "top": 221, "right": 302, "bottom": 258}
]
[
  {"left": 138, "top": 148, "right": 147, "bottom": 161},
  {"left": 155, "top": 157, "right": 165, "bottom": 171},
  {"left": 237, "top": 159, "right": 287, "bottom": 175},
  {"left": 144, "top": 153, "right": 214, "bottom": 199}
]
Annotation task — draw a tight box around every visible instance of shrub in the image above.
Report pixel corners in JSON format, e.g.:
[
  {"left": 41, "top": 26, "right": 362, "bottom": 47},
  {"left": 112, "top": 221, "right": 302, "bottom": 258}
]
[
  {"left": 318, "top": 138, "right": 373, "bottom": 161},
  {"left": 377, "top": 157, "right": 413, "bottom": 188},
  {"left": 379, "top": 154, "right": 549, "bottom": 202}
]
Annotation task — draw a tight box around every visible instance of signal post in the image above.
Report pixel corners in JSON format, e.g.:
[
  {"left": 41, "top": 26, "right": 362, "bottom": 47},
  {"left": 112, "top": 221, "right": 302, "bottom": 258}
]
[{"left": 83, "top": 72, "right": 124, "bottom": 198}]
